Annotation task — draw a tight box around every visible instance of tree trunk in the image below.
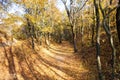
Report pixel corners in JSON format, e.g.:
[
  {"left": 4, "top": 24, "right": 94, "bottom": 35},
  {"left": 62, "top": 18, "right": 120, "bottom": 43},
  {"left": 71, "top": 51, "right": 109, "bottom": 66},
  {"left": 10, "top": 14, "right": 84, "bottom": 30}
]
[
  {"left": 47, "top": 32, "right": 50, "bottom": 46},
  {"left": 81, "top": 25, "right": 84, "bottom": 46},
  {"left": 101, "top": 20, "right": 116, "bottom": 80},
  {"left": 91, "top": 8, "right": 95, "bottom": 46},
  {"left": 91, "top": 24, "right": 95, "bottom": 46},
  {"left": 116, "top": 0, "right": 120, "bottom": 42},
  {"left": 109, "top": 35, "right": 116, "bottom": 80},
  {"left": 103, "top": 19, "right": 116, "bottom": 80},
  {"left": 94, "top": 0, "right": 103, "bottom": 80},
  {"left": 71, "top": 25, "right": 77, "bottom": 53},
  {"left": 26, "top": 18, "right": 35, "bottom": 49},
  {"left": 31, "top": 26, "right": 35, "bottom": 49},
  {"left": 39, "top": 32, "right": 42, "bottom": 45},
  {"left": 59, "top": 33, "right": 62, "bottom": 43},
  {"left": 81, "top": 15, "right": 84, "bottom": 46},
  {"left": 98, "top": 0, "right": 117, "bottom": 79}
]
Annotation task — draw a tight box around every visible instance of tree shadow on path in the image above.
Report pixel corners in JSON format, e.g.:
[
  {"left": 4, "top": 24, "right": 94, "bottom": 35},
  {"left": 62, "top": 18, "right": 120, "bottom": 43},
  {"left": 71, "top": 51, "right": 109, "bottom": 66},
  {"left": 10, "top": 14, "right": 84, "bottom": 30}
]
[{"left": 2, "top": 43, "right": 18, "bottom": 80}]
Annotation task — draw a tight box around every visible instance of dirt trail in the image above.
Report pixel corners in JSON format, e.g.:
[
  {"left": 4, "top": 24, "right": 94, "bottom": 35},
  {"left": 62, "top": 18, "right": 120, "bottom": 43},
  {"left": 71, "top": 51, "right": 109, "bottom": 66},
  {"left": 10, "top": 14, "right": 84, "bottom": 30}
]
[{"left": 0, "top": 41, "right": 92, "bottom": 80}]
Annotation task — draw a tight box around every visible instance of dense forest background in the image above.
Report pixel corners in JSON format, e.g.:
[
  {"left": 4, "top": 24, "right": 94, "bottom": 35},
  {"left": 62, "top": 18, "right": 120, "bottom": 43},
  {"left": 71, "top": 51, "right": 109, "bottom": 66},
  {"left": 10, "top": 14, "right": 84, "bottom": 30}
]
[{"left": 0, "top": 0, "right": 120, "bottom": 80}]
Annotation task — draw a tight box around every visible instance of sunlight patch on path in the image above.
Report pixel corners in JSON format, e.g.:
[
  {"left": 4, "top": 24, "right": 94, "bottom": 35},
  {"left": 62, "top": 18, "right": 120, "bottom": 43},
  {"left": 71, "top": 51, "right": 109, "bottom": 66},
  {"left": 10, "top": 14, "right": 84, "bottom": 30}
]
[
  {"left": 0, "top": 41, "right": 90, "bottom": 80},
  {"left": 41, "top": 48, "right": 65, "bottom": 61},
  {"left": 36, "top": 43, "right": 89, "bottom": 80}
]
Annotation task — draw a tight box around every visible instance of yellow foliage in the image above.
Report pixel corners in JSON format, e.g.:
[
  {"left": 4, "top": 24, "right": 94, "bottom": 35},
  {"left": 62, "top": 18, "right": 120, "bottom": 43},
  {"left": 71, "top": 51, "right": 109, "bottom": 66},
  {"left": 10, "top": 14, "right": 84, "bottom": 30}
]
[{"left": 41, "top": 26, "right": 53, "bottom": 33}]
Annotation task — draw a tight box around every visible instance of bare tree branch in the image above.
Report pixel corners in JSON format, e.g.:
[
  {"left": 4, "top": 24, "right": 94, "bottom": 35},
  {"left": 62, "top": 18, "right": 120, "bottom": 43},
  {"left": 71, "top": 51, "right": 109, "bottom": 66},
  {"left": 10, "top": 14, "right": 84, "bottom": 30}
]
[
  {"left": 76, "top": 0, "right": 88, "bottom": 12},
  {"left": 61, "top": 0, "right": 67, "bottom": 4},
  {"left": 61, "top": 0, "right": 72, "bottom": 24}
]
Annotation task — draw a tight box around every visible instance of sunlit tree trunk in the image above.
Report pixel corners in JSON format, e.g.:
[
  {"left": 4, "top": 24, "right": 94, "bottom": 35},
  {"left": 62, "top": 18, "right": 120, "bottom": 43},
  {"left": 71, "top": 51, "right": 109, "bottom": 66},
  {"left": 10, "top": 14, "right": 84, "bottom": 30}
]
[
  {"left": 103, "top": 19, "right": 116, "bottom": 80},
  {"left": 99, "top": 0, "right": 116, "bottom": 79},
  {"left": 94, "top": 0, "right": 103, "bottom": 80},
  {"left": 61, "top": 0, "right": 78, "bottom": 52},
  {"left": 81, "top": 15, "right": 84, "bottom": 46},
  {"left": 103, "top": 12, "right": 116, "bottom": 80}
]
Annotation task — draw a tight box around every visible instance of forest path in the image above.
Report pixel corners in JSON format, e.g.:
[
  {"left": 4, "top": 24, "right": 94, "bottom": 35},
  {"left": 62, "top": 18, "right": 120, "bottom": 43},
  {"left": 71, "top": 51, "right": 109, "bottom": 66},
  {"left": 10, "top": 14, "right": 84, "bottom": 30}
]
[{"left": 0, "top": 41, "right": 92, "bottom": 80}]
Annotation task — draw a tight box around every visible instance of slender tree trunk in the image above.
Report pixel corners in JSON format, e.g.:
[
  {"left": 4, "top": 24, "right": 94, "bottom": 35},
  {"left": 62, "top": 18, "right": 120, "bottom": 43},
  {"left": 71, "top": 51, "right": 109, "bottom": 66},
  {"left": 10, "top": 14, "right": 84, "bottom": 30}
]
[
  {"left": 59, "top": 32, "right": 62, "bottom": 43},
  {"left": 91, "top": 24, "right": 95, "bottom": 46},
  {"left": 26, "top": 18, "right": 35, "bottom": 49},
  {"left": 94, "top": 0, "right": 103, "bottom": 80},
  {"left": 116, "top": 0, "right": 120, "bottom": 42},
  {"left": 81, "top": 25, "right": 84, "bottom": 46},
  {"left": 31, "top": 26, "right": 35, "bottom": 49},
  {"left": 98, "top": 0, "right": 117, "bottom": 79},
  {"left": 91, "top": 8, "right": 95, "bottom": 46},
  {"left": 88, "top": 21, "right": 91, "bottom": 39},
  {"left": 61, "top": 0, "right": 78, "bottom": 53},
  {"left": 44, "top": 33, "right": 47, "bottom": 45},
  {"left": 81, "top": 16, "right": 84, "bottom": 46},
  {"left": 109, "top": 35, "right": 116, "bottom": 80},
  {"left": 39, "top": 32, "right": 42, "bottom": 45},
  {"left": 103, "top": 20, "right": 116, "bottom": 80},
  {"left": 107, "top": 2, "right": 116, "bottom": 79},
  {"left": 47, "top": 32, "right": 50, "bottom": 45},
  {"left": 101, "top": 20, "right": 116, "bottom": 80},
  {"left": 71, "top": 25, "right": 77, "bottom": 52}
]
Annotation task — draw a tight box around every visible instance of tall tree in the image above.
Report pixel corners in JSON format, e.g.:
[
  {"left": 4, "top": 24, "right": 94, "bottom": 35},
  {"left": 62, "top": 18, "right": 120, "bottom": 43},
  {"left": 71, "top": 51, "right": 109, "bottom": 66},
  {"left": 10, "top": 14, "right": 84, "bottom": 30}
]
[
  {"left": 93, "top": 0, "right": 103, "bottom": 80},
  {"left": 16, "top": 0, "right": 47, "bottom": 49},
  {"left": 61, "top": 0, "right": 88, "bottom": 52},
  {"left": 98, "top": 0, "right": 117, "bottom": 79}
]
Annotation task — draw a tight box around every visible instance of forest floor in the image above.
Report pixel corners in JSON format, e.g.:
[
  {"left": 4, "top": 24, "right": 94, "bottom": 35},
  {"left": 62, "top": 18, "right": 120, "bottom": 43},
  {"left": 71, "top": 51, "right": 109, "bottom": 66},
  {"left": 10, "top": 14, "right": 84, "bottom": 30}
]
[{"left": 0, "top": 40, "right": 98, "bottom": 80}]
